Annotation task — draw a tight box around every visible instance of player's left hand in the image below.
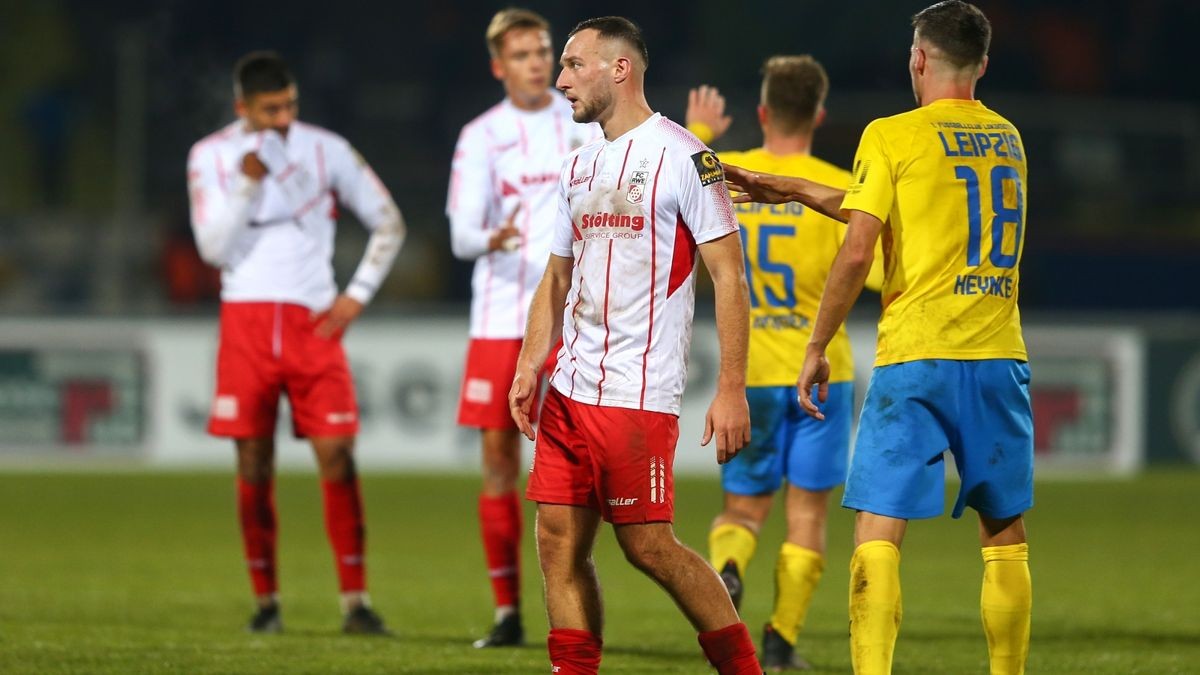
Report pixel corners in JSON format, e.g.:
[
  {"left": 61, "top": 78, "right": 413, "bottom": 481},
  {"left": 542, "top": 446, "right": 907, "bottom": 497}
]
[
  {"left": 797, "top": 345, "right": 831, "bottom": 420},
  {"left": 313, "top": 295, "right": 364, "bottom": 339},
  {"left": 701, "top": 388, "right": 751, "bottom": 464},
  {"left": 723, "top": 164, "right": 791, "bottom": 205},
  {"left": 686, "top": 85, "right": 733, "bottom": 143}
]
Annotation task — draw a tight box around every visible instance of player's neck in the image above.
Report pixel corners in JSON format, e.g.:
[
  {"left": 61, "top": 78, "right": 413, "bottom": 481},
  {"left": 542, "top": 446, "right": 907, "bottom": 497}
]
[
  {"left": 508, "top": 89, "right": 554, "bottom": 112},
  {"left": 919, "top": 78, "right": 977, "bottom": 106},
  {"left": 599, "top": 95, "right": 654, "bottom": 141},
  {"left": 761, "top": 132, "right": 812, "bottom": 157}
]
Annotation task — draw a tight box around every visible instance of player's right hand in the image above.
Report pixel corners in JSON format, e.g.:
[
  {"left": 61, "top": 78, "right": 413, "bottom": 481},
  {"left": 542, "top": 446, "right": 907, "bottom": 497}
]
[
  {"left": 508, "top": 366, "right": 538, "bottom": 441},
  {"left": 686, "top": 85, "right": 732, "bottom": 144},
  {"left": 241, "top": 152, "right": 268, "bottom": 180},
  {"left": 796, "top": 345, "right": 831, "bottom": 421},
  {"left": 488, "top": 204, "right": 523, "bottom": 252},
  {"left": 723, "top": 164, "right": 790, "bottom": 205}
]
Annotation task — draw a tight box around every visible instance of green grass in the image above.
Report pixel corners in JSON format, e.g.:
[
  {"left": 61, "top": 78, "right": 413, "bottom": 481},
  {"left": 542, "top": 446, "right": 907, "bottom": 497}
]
[{"left": 0, "top": 470, "right": 1197, "bottom": 673}]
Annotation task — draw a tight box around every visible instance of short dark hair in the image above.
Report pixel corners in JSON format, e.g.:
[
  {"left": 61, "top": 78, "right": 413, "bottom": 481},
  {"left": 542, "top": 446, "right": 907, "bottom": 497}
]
[
  {"left": 760, "top": 55, "right": 829, "bottom": 134},
  {"left": 233, "top": 51, "right": 295, "bottom": 99},
  {"left": 911, "top": 1, "right": 991, "bottom": 69},
  {"left": 568, "top": 16, "right": 649, "bottom": 69}
]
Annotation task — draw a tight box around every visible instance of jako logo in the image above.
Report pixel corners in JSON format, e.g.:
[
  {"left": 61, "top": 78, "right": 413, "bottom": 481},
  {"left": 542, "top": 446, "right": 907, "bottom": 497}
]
[
  {"left": 581, "top": 212, "right": 645, "bottom": 231},
  {"left": 607, "top": 497, "right": 638, "bottom": 506}
]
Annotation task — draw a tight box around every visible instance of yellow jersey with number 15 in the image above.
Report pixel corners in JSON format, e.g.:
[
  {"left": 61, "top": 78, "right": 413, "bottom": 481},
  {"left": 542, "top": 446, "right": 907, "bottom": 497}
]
[
  {"left": 841, "top": 99, "right": 1028, "bottom": 367},
  {"left": 719, "top": 148, "right": 883, "bottom": 386}
]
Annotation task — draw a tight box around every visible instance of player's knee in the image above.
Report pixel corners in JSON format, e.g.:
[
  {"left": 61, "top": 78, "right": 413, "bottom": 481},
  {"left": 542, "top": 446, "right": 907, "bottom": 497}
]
[{"left": 618, "top": 534, "right": 675, "bottom": 574}]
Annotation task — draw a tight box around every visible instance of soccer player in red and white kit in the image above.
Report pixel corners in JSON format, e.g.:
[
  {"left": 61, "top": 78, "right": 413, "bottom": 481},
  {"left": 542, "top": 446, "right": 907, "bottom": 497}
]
[
  {"left": 186, "top": 52, "right": 403, "bottom": 634},
  {"left": 447, "top": 8, "right": 599, "bottom": 648},
  {"left": 509, "top": 17, "right": 762, "bottom": 674}
]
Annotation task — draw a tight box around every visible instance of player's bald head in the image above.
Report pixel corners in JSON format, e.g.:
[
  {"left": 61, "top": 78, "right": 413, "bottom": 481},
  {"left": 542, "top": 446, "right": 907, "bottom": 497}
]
[
  {"left": 912, "top": 0, "right": 991, "bottom": 69},
  {"left": 566, "top": 16, "right": 649, "bottom": 72}
]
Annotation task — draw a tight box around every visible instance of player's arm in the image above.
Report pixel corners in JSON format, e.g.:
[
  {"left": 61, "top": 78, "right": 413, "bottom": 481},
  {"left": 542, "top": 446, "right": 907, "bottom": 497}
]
[
  {"left": 699, "top": 231, "right": 752, "bottom": 463},
  {"left": 723, "top": 163, "right": 848, "bottom": 223},
  {"left": 446, "top": 124, "right": 519, "bottom": 260},
  {"left": 186, "top": 143, "right": 264, "bottom": 267},
  {"left": 254, "top": 131, "right": 327, "bottom": 229},
  {"left": 509, "top": 253, "right": 572, "bottom": 441},
  {"left": 685, "top": 85, "right": 732, "bottom": 146},
  {"left": 314, "top": 141, "right": 408, "bottom": 337}
]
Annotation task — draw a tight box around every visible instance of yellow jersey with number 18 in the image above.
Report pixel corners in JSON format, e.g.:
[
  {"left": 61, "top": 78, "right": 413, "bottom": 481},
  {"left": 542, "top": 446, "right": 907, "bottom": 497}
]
[
  {"left": 719, "top": 148, "right": 883, "bottom": 386},
  {"left": 840, "top": 99, "right": 1028, "bottom": 367}
]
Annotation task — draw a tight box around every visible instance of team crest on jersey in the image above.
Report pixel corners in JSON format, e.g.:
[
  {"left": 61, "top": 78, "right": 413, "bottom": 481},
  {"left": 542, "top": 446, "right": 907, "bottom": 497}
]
[
  {"left": 690, "top": 150, "right": 723, "bottom": 187},
  {"left": 627, "top": 170, "right": 649, "bottom": 204}
]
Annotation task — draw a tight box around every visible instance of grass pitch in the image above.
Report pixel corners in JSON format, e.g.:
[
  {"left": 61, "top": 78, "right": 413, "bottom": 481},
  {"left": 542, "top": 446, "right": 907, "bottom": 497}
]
[{"left": 0, "top": 469, "right": 1197, "bottom": 673}]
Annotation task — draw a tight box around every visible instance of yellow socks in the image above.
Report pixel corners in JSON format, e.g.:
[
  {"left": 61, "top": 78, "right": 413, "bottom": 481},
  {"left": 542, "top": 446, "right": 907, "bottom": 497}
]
[
  {"left": 981, "top": 543, "right": 1031, "bottom": 675},
  {"left": 709, "top": 523, "right": 757, "bottom": 577},
  {"left": 768, "top": 543, "right": 824, "bottom": 644},
  {"left": 849, "top": 540, "right": 902, "bottom": 675}
]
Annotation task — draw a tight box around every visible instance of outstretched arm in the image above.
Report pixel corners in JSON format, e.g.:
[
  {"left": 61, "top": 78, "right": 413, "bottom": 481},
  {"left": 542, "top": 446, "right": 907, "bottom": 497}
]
[
  {"left": 723, "top": 163, "right": 848, "bottom": 223},
  {"left": 697, "top": 232, "right": 751, "bottom": 464},
  {"left": 509, "top": 253, "right": 573, "bottom": 440}
]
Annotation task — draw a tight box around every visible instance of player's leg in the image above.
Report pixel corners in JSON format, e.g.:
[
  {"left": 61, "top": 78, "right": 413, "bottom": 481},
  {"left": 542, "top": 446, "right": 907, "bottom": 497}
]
[
  {"left": 235, "top": 437, "right": 281, "bottom": 631},
  {"left": 709, "top": 386, "right": 787, "bottom": 610},
  {"left": 954, "top": 359, "right": 1034, "bottom": 675},
  {"left": 763, "top": 381, "right": 853, "bottom": 668},
  {"left": 842, "top": 362, "right": 952, "bottom": 675},
  {"left": 284, "top": 303, "right": 384, "bottom": 634},
  {"left": 525, "top": 388, "right": 606, "bottom": 673},
  {"left": 536, "top": 503, "right": 605, "bottom": 674},
  {"left": 458, "top": 338, "right": 527, "bottom": 645},
  {"left": 208, "top": 302, "right": 284, "bottom": 632},
  {"left": 614, "top": 523, "right": 760, "bottom": 674}
]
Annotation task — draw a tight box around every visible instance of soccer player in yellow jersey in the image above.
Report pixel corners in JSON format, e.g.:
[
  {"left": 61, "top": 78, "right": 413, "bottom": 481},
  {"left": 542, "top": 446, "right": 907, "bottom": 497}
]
[
  {"left": 686, "top": 56, "right": 882, "bottom": 670},
  {"left": 723, "top": 3, "right": 1033, "bottom": 674}
]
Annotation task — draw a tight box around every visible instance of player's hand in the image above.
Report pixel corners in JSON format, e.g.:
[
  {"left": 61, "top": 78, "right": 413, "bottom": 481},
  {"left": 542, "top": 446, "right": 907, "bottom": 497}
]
[
  {"left": 256, "top": 129, "right": 290, "bottom": 174},
  {"left": 797, "top": 345, "right": 832, "bottom": 420},
  {"left": 723, "top": 164, "right": 791, "bottom": 205},
  {"left": 241, "top": 152, "right": 268, "bottom": 180},
  {"left": 701, "top": 387, "right": 751, "bottom": 464},
  {"left": 313, "top": 295, "right": 364, "bottom": 339},
  {"left": 686, "top": 85, "right": 732, "bottom": 143},
  {"left": 508, "top": 365, "right": 539, "bottom": 441},
  {"left": 488, "top": 204, "right": 522, "bottom": 252}
]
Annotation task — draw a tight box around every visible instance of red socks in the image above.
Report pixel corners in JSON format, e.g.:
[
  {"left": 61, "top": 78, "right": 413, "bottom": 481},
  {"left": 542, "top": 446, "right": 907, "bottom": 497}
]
[
  {"left": 479, "top": 492, "right": 522, "bottom": 608},
  {"left": 236, "top": 477, "right": 278, "bottom": 596},
  {"left": 321, "top": 478, "right": 367, "bottom": 592},
  {"left": 698, "top": 622, "right": 762, "bottom": 675},
  {"left": 548, "top": 628, "right": 603, "bottom": 674}
]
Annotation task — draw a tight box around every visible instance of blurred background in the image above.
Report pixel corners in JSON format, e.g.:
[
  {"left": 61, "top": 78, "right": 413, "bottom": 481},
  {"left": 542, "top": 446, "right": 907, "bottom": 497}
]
[{"left": 0, "top": 0, "right": 1197, "bottom": 470}]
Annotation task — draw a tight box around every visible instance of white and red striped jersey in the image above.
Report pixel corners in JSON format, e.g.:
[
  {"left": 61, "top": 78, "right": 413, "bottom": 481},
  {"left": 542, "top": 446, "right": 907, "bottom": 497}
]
[
  {"left": 447, "top": 92, "right": 600, "bottom": 338},
  {"left": 549, "top": 113, "right": 739, "bottom": 415},
  {"left": 187, "top": 120, "right": 402, "bottom": 311}
]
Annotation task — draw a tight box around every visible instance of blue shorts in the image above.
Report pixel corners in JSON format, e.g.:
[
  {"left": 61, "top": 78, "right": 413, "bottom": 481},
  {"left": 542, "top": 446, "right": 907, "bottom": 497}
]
[
  {"left": 721, "top": 383, "right": 853, "bottom": 495},
  {"left": 842, "top": 359, "right": 1034, "bottom": 520}
]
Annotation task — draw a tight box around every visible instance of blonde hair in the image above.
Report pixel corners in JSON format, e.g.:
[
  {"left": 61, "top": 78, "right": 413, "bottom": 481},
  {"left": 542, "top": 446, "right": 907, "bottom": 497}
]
[
  {"left": 760, "top": 55, "right": 829, "bottom": 135},
  {"left": 486, "top": 8, "right": 551, "bottom": 58}
]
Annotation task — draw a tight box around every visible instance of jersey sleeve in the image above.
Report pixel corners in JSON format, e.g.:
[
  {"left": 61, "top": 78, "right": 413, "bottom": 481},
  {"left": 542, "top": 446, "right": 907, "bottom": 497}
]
[
  {"left": 186, "top": 140, "right": 262, "bottom": 267},
  {"left": 550, "top": 160, "right": 575, "bottom": 258},
  {"left": 840, "top": 120, "right": 895, "bottom": 223},
  {"left": 446, "top": 122, "right": 494, "bottom": 260},
  {"left": 329, "top": 139, "right": 400, "bottom": 232},
  {"left": 676, "top": 148, "right": 739, "bottom": 244}
]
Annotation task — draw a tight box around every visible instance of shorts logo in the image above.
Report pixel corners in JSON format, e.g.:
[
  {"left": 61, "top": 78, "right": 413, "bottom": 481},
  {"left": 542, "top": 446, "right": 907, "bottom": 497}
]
[
  {"left": 627, "top": 170, "right": 648, "bottom": 204},
  {"left": 326, "top": 412, "right": 357, "bottom": 424},
  {"left": 649, "top": 456, "right": 666, "bottom": 504},
  {"left": 465, "top": 378, "right": 493, "bottom": 404},
  {"left": 607, "top": 497, "right": 638, "bottom": 507},
  {"left": 212, "top": 395, "right": 238, "bottom": 421},
  {"left": 690, "top": 150, "right": 723, "bottom": 187}
]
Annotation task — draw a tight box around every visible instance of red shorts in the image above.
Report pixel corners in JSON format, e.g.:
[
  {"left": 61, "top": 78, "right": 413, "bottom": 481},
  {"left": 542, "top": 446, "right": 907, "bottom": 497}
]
[
  {"left": 208, "top": 302, "right": 358, "bottom": 439},
  {"left": 526, "top": 387, "right": 679, "bottom": 524},
  {"left": 457, "top": 338, "right": 557, "bottom": 430}
]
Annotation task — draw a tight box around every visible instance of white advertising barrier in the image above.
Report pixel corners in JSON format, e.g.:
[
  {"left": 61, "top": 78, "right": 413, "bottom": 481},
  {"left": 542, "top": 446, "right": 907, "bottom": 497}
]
[{"left": 0, "top": 317, "right": 1145, "bottom": 475}]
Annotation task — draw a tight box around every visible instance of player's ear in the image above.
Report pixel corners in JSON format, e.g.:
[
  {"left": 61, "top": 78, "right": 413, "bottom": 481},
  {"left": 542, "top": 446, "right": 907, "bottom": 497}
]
[
  {"left": 490, "top": 57, "right": 505, "bottom": 82},
  {"left": 234, "top": 97, "right": 247, "bottom": 119},
  {"left": 813, "top": 106, "right": 826, "bottom": 131},
  {"left": 977, "top": 55, "right": 988, "bottom": 81},
  {"left": 612, "top": 56, "right": 632, "bottom": 84},
  {"left": 756, "top": 105, "right": 768, "bottom": 129}
]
